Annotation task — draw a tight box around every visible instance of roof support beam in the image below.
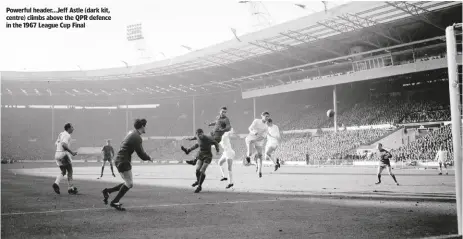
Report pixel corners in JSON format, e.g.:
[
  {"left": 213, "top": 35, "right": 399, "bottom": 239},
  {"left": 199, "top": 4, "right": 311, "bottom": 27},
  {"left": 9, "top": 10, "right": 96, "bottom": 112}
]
[
  {"left": 199, "top": 56, "right": 252, "bottom": 76},
  {"left": 221, "top": 49, "right": 278, "bottom": 70},
  {"left": 249, "top": 41, "right": 308, "bottom": 64},
  {"left": 280, "top": 31, "right": 343, "bottom": 56},
  {"left": 260, "top": 40, "right": 309, "bottom": 58},
  {"left": 337, "top": 13, "right": 403, "bottom": 44},
  {"left": 317, "top": 20, "right": 382, "bottom": 48},
  {"left": 385, "top": 1, "right": 444, "bottom": 31},
  {"left": 198, "top": 69, "right": 230, "bottom": 79}
]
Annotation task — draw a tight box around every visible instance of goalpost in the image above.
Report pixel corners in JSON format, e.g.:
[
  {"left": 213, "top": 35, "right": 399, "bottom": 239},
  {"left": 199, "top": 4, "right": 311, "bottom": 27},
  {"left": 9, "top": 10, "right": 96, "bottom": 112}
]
[{"left": 447, "top": 23, "right": 463, "bottom": 235}]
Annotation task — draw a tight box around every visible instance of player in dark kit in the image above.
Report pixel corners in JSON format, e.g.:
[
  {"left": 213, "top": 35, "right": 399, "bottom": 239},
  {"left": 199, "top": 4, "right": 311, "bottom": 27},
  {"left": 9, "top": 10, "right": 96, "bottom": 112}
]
[
  {"left": 101, "top": 119, "right": 152, "bottom": 211},
  {"left": 98, "top": 139, "right": 116, "bottom": 179},
  {"left": 184, "top": 107, "right": 231, "bottom": 166},
  {"left": 375, "top": 143, "right": 399, "bottom": 186},
  {"left": 181, "top": 128, "right": 220, "bottom": 193}
]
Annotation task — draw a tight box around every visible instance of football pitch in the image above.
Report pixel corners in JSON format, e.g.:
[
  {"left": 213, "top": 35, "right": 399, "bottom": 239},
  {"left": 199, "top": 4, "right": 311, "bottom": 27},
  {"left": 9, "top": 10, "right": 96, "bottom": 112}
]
[{"left": 1, "top": 162, "right": 460, "bottom": 239}]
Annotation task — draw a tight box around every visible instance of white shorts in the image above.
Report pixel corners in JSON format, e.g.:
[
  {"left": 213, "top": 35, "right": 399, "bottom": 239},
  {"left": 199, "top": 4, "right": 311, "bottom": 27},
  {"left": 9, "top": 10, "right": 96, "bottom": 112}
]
[
  {"left": 254, "top": 139, "right": 266, "bottom": 148},
  {"left": 246, "top": 134, "right": 266, "bottom": 147},
  {"left": 54, "top": 151, "right": 72, "bottom": 166},
  {"left": 265, "top": 141, "right": 279, "bottom": 152},
  {"left": 221, "top": 150, "right": 236, "bottom": 160}
]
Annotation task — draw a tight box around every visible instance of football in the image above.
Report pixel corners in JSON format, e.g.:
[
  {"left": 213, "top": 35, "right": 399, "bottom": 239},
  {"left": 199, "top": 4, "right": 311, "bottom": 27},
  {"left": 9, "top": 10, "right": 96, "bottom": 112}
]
[{"left": 327, "top": 109, "right": 335, "bottom": 118}]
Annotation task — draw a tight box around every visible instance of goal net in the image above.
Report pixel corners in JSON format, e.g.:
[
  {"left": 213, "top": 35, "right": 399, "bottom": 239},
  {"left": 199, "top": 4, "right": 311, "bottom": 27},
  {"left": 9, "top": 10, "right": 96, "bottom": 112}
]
[{"left": 447, "top": 22, "right": 463, "bottom": 235}]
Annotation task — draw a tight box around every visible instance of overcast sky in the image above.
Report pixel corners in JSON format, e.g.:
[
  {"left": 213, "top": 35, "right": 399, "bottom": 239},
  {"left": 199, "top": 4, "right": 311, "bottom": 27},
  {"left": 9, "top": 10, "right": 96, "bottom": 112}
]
[{"left": 0, "top": 0, "right": 350, "bottom": 71}]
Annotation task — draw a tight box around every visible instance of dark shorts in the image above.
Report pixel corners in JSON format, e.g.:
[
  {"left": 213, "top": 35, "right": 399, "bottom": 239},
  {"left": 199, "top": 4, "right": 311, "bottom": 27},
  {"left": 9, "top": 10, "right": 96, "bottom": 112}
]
[
  {"left": 57, "top": 154, "right": 72, "bottom": 166},
  {"left": 115, "top": 161, "right": 132, "bottom": 173},
  {"left": 103, "top": 157, "right": 113, "bottom": 162},
  {"left": 197, "top": 151, "right": 213, "bottom": 164},
  {"left": 59, "top": 164, "right": 73, "bottom": 176},
  {"left": 211, "top": 132, "right": 222, "bottom": 144},
  {"left": 379, "top": 162, "right": 391, "bottom": 168}
]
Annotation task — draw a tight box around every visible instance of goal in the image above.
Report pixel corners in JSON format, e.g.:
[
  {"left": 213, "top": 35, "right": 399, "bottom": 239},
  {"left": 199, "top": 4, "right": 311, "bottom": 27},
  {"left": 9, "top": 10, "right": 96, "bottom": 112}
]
[{"left": 447, "top": 23, "right": 463, "bottom": 235}]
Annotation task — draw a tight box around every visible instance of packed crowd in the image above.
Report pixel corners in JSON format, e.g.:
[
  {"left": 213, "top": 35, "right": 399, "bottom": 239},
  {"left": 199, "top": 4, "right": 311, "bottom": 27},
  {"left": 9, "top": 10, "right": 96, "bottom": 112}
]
[
  {"left": 125, "top": 128, "right": 390, "bottom": 164},
  {"left": 274, "top": 129, "right": 390, "bottom": 162},
  {"left": 390, "top": 125, "right": 453, "bottom": 162},
  {"left": 1, "top": 78, "right": 453, "bottom": 163}
]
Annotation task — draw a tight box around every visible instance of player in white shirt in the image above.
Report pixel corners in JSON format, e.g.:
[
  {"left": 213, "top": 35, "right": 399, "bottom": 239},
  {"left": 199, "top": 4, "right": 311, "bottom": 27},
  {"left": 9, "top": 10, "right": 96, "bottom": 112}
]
[
  {"left": 265, "top": 119, "right": 281, "bottom": 171},
  {"left": 217, "top": 128, "right": 237, "bottom": 189},
  {"left": 244, "top": 111, "right": 270, "bottom": 178},
  {"left": 52, "top": 123, "right": 78, "bottom": 195},
  {"left": 435, "top": 146, "right": 449, "bottom": 175}
]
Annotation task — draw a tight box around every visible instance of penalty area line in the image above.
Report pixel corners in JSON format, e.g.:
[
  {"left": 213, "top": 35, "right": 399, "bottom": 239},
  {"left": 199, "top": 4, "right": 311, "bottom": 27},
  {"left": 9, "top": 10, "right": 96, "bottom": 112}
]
[{"left": 2, "top": 198, "right": 284, "bottom": 216}]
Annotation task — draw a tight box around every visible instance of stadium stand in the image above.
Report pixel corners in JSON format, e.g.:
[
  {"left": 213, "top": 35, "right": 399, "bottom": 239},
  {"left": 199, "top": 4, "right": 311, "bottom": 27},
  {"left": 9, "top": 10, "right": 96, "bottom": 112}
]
[
  {"left": 0, "top": 33, "right": 459, "bottom": 166},
  {"left": 0, "top": 75, "right": 455, "bottom": 165}
]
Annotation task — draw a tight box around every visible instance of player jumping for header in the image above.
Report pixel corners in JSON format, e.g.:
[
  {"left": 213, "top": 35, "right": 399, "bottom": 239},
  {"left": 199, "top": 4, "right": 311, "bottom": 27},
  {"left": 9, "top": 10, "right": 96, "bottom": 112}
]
[
  {"left": 244, "top": 112, "right": 270, "bottom": 178},
  {"left": 184, "top": 107, "right": 231, "bottom": 166},
  {"left": 375, "top": 143, "right": 399, "bottom": 186},
  {"left": 181, "top": 128, "right": 220, "bottom": 193},
  {"left": 101, "top": 119, "right": 152, "bottom": 211},
  {"left": 98, "top": 139, "right": 116, "bottom": 179},
  {"left": 52, "top": 123, "right": 78, "bottom": 195}
]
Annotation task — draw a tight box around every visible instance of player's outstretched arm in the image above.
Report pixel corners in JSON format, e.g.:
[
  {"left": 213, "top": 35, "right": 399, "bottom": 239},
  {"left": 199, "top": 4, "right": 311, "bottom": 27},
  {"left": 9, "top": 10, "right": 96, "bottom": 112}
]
[
  {"left": 134, "top": 139, "right": 151, "bottom": 161},
  {"left": 183, "top": 136, "right": 197, "bottom": 141}
]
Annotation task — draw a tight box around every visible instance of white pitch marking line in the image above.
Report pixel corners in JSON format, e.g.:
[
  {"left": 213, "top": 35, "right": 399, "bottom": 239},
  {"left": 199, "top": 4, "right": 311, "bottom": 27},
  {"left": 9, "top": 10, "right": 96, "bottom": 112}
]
[{"left": 2, "top": 199, "right": 284, "bottom": 216}]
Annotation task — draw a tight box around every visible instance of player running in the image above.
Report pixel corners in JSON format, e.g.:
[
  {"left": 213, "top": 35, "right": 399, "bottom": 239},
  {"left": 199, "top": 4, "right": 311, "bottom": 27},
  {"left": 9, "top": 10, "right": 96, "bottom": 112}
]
[
  {"left": 181, "top": 128, "right": 220, "bottom": 193},
  {"left": 375, "top": 143, "right": 399, "bottom": 186},
  {"left": 102, "top": 119, "right": 153, "bottom": 211},
  {"left": 435, "top": 145, "right": 449, "bottom": 175},
  {"left": 218, "top": 127, "right": 237, "bottom": 189},
  {"left": 98, "top": 139, "right": 116, "bottom": 179},
  {"left": 52, "top": 123, "right": 78, "bottom": 195},
  {"left": 184, "top": 106, "right": 231, "bottom": 166},
  {"left": 265, "top": 119, "right": 281, "bottom": 171},
  {"left": 244, "top": 112, "right": 270, "bottom": 178}
]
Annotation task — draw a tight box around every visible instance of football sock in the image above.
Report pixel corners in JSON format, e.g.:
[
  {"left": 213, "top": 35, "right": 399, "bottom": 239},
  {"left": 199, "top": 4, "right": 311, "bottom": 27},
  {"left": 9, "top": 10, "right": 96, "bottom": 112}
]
[
  {"left": 195, "top": 170, "right": 200, "bottom": 182},
  {"left": 107, "top": 183, "right": 124, "bottom": 194},
  {"left": 199, "top": 173, "right": 206, "bottom": 186},
  {"left": 112, "top": 185, "right": 130, "bottom": 204}
]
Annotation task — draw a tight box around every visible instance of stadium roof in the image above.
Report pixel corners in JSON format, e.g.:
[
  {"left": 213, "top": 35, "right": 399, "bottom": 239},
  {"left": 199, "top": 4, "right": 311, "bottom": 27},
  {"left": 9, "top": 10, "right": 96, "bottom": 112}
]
[{"left": 1, "top": 1, "right": 461, "bottom": 99}]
